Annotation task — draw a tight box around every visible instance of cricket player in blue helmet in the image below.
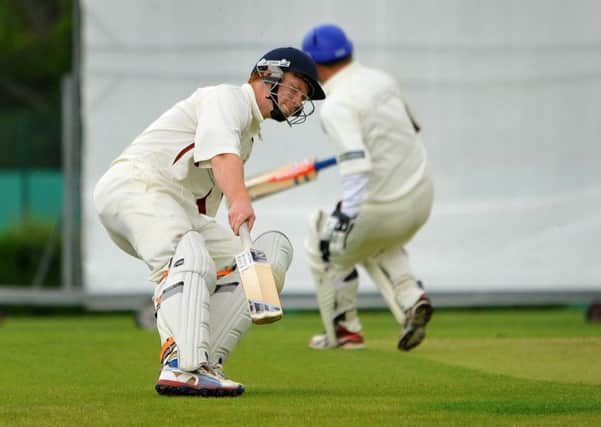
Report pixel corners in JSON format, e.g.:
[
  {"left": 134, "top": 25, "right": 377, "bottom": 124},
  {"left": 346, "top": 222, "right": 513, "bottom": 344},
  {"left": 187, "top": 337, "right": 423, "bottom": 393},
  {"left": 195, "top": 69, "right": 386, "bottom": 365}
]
[{"left": 301, "top": 24, "right": 435, "bottom": 352}]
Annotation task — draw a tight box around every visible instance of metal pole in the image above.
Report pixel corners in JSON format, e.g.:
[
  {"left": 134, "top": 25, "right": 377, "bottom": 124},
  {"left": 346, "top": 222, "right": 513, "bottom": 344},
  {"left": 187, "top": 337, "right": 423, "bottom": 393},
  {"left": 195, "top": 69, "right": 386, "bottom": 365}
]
[
  {"left": 61, "top": 76, "right": 74, "bottom": 291},
  {"left": 61, "top": 0, "right": 83, "bottom": 291}
]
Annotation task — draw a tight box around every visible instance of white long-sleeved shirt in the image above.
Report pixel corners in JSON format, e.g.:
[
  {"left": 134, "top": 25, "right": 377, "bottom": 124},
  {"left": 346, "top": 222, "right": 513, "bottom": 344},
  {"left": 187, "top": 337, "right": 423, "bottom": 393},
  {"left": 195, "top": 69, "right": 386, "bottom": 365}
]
[{"left": 320, "top": 61, "right": 427, "bottom": 206}]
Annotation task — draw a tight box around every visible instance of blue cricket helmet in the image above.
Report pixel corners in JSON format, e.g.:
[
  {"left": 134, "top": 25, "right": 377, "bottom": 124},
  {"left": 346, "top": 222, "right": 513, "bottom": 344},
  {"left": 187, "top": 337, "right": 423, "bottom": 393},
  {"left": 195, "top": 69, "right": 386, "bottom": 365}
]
[
  {"left": 255, "top": 47, "right": 325, "bottom": 100},
  {"left": 302, "top": 24, "right": 353, "bottom": 64}
]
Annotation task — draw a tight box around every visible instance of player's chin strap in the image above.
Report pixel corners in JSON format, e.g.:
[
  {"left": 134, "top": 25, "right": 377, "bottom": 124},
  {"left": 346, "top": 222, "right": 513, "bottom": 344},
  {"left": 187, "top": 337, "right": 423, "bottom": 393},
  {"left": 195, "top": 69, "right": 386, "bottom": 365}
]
[{"left": 266, "top": 87, "right": 288, "bottom": 123}]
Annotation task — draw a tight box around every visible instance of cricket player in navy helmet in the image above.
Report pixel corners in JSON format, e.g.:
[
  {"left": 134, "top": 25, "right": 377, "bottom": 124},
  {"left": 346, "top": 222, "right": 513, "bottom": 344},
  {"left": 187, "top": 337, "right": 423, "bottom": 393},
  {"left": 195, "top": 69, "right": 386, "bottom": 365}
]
[
  {"left": 301, "top": 24, "right": 434, "bottom": 351},
  {"left": 94, "top": 47, "right": 324, "bottom": 397}
]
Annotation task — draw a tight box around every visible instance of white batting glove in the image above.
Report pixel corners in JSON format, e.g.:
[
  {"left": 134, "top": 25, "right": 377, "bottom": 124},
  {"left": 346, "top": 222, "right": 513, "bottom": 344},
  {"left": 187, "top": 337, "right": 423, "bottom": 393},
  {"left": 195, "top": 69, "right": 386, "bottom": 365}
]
[{"left": 319, "top": 207, "right": 355, "bottom": 262}]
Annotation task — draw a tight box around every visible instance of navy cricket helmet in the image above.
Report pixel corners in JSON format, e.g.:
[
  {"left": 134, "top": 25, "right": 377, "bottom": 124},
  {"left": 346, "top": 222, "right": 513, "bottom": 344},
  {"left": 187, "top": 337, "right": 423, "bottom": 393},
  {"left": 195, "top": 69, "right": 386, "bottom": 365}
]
[
  {"left": 302, "top": 24, "right": 353, "bottom": 64},
  {"left": 254, "top": 47, "right": 325, "bottom": 100}
]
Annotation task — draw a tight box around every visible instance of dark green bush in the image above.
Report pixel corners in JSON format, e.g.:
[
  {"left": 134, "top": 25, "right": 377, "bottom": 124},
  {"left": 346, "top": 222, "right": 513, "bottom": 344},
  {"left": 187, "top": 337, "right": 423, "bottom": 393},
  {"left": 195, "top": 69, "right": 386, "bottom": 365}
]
[{"left": 0, "top": 220, "right": 61, "bottom": 287}]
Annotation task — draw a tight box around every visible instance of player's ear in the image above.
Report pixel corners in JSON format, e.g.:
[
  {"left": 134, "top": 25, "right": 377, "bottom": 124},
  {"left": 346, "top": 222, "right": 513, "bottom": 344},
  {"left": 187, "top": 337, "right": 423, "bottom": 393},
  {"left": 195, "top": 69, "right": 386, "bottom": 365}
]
[
  {"left": 248, "top": 71, "right": 261, "bottom": 84},
  {"left": 248, "top": 70, "right": 271, "bottom": 84}
]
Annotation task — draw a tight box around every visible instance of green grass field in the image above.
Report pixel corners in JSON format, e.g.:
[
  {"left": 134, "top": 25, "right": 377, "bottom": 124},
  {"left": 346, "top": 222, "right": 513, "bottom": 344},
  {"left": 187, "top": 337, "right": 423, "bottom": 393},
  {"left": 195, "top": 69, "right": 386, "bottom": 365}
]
[{"left": 1, "top": 308, "right": 600, "bottom": 426}]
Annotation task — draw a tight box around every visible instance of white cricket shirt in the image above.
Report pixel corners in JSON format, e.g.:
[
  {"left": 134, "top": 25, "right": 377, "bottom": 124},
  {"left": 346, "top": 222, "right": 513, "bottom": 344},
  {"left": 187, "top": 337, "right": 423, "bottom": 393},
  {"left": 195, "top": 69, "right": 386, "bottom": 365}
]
[
  {"left": 114, "top": 83, "right": 263, "bottom": 216},
  {"left": 320, "top": 62, "right": 427, "bottom": 202}
]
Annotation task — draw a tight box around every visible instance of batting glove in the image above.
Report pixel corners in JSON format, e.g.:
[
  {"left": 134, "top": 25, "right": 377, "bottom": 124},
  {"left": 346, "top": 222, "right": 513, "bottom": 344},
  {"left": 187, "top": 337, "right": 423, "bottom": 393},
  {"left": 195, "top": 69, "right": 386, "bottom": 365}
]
[{"left": 319, "top": 207, "right": 355, "bottom": 263}]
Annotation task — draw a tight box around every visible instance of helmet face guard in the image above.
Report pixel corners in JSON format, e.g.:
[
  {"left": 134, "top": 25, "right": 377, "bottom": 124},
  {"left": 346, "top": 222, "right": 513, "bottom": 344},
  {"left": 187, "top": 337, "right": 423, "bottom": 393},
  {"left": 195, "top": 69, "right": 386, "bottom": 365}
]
[
  {"left": 266, "top": 83, "right": 315, "bottom": 126},
  {"left": 256, "top": 59, "right": 315, "bottom": 125},
  {"left": 254, "top": 47, "right": 325, "bottom": 126}
]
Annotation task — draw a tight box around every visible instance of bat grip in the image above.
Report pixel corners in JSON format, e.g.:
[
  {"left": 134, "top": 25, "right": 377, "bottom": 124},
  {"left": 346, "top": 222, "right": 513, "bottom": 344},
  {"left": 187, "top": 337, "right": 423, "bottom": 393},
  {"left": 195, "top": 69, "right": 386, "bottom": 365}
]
[
  {"left": 239, "top": 222, "right": 253, "bottom": 249},
  {"left": 314, "top": 156, "right": 337, "bottom": 171}
]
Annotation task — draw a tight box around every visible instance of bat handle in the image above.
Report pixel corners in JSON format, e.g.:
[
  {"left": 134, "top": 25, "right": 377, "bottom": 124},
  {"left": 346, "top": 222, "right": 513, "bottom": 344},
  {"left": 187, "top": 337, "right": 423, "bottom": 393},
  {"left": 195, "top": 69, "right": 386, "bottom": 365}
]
[
  {"left": 314, "top": 156, "right": 337, "bottom": 171},
  {"left": 239, "top": 222, "right": 252, "bottom": 249}
]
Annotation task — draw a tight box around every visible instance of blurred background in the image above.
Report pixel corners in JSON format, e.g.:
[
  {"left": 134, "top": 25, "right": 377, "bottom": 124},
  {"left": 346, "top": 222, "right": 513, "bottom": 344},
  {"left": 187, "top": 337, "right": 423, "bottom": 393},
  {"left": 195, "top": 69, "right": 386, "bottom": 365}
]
[{"left": 1, "top": 0, "right": 600, "bottom": 320}]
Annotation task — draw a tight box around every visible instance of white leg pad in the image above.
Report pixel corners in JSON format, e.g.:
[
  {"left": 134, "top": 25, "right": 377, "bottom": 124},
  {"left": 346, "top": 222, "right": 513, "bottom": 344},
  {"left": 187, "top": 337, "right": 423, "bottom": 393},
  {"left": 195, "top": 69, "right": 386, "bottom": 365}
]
[
  {"left": 332, "top": 270, "right": 361, "bottom": 333},
  {"left": 209, "top": 279, "right": 249, "bottom": 366},
  {"left": 305, "top": 210, "right": 337, "bottom": 345},
  {"left": 313, "top": 270, "right": 337, "bottom": 346},
  {"left": 253, "top": 230, "right": 293, "bottom": 294},
  {"left": 312, "top": 268, "right": 362, "bottom": 345},
  {"left": 305, "top": 211, "right": 361, "bottom": 344},
  {"left": 154, "top": 231, "right": 216, "bottom": 371},
  {"left": 209, "top": 231, "right": 293, "bottom": 365}
]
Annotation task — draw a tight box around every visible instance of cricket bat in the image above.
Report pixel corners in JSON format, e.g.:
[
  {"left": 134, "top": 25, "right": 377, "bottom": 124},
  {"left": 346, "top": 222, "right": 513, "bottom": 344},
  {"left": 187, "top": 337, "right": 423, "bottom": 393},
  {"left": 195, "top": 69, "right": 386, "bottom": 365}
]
[
  {"left": 235, "top": 222, "right": 283, "bottom": 324},
  {"left": 246, "top": 156, "right": 337, "bottom": 201}
]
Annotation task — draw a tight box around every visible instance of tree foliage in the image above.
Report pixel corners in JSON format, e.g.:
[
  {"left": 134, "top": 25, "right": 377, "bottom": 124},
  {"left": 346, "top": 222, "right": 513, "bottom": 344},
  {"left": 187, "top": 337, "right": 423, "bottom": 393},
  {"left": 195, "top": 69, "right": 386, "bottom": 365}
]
[{"left": 0, "top": 0, "right": 72, "bottom": 111}]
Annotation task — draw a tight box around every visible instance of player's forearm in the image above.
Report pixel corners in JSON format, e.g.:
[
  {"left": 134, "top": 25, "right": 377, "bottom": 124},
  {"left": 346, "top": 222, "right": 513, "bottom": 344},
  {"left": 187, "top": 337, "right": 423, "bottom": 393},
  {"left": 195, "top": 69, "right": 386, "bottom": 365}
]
[{"left": 211, "top": 154, "right": 249, "bottom": 202}]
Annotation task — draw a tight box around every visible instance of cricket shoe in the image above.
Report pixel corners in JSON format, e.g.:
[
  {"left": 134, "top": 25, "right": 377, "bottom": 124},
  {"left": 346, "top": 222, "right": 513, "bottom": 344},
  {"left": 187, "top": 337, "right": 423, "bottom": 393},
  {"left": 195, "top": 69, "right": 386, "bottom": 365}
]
[
  {"left": 155, "top": 364, "right": 245, "bottom": 397},
  {"left": 209, "top": 362, "right": 231, "bottom": 381},
  {"left": 309, "top": 324, "right": 366, "bottom": 349},
  {"left": 398, "top": 295, "right": 433, "bottom": 351}
]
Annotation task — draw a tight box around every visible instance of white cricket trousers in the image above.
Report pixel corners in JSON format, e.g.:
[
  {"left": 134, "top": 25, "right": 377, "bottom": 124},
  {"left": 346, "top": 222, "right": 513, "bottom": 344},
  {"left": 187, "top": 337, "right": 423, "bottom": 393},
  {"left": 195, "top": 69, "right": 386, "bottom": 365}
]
[{"left": 93, "top": 160, "right": 240, "bottom": 283}]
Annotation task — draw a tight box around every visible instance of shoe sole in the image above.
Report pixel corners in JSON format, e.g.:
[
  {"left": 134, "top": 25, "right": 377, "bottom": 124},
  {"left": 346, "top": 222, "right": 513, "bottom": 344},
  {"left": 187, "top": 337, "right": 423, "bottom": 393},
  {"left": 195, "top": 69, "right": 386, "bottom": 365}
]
[
  {"left": 308, "top": 343, "right": 330, "bottom": 350},
  {"left": 308, "top": 341, "right": 366, "bottom": 350},
  {"left": 398, "top": 302, "right": 433, "bottom": 351},
  {"left": 309, "top": 337, "right": 366, "bottom": 350},
  {"left": 339, "top": 341, "right": 366, "bottom": 350},
  {"left": 155, "top": 381, "right": 244, "bottom": 397}
]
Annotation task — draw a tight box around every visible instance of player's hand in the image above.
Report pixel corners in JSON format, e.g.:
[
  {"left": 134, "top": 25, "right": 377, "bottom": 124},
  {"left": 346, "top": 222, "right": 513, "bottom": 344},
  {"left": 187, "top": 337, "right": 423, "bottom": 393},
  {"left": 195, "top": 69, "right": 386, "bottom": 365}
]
[
  {"left": 229, "top": 197, "right": 255, "bottom": 236},
  {"left": 319, "top": 206, "right": 354, "bottom": 262}
]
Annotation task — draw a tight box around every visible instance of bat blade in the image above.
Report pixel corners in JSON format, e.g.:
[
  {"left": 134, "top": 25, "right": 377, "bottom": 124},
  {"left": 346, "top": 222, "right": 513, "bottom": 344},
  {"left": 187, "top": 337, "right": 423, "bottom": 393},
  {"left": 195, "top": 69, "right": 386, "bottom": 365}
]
[
  {"left": 235, "top": 224, "right": 283, "bottom": 324},
  {"left": 247, "top": 170, "right": 317, "bottom": 200},
  {"left": 246, "top": 156, "right": 337, "bottom": 200}
]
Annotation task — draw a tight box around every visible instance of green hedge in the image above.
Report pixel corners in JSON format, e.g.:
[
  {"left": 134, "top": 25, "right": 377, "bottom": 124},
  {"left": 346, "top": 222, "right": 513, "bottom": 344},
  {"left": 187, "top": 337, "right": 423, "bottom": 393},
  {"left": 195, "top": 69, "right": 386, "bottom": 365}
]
[{"left": 0, "top": 220, "right": 61, "bottom": 287}]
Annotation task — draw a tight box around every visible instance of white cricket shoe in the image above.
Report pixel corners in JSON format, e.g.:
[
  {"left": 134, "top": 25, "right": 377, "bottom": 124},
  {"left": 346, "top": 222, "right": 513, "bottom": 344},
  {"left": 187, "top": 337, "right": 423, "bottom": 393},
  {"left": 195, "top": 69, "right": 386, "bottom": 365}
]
[
  {"left": 155, "top": 364, "right": 244, "bottom": 397},
  {"left": 309, "top": 324, "right": 366, "bottom": 350},
  {"left": 398, "top": 295, "right": 433, "bottom": 351},
  {"left": 209, "top": 362, "right": 231, "bottom": 381}
]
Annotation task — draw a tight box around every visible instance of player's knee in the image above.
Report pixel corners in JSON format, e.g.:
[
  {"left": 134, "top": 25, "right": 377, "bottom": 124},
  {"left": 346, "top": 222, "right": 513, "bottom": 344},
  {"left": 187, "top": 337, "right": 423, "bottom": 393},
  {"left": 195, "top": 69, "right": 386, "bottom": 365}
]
[{"left": 253, "top": 230, "right": 293, "bottom": 294}]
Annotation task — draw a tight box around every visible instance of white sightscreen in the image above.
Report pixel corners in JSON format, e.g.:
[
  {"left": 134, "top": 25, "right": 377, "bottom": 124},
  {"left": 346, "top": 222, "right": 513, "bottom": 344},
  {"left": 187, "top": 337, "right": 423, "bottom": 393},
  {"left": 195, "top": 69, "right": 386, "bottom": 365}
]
[{"left": 81, "top": 0, "right": 601, "bottom": 304}]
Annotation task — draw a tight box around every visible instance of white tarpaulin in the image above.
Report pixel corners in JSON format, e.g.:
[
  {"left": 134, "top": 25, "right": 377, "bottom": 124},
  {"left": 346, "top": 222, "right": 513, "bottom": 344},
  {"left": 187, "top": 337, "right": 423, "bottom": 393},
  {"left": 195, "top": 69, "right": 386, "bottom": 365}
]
[{"left": 81, "top": 0, "right": 601, "bottom": 304}]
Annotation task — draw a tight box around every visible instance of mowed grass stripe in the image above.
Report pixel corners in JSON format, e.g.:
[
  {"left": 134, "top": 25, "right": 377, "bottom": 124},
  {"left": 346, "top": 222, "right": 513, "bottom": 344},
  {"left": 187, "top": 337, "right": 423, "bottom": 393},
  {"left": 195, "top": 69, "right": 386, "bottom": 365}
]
[{"left": 417, "top": 336, "right": 601, "bottom": 384}]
